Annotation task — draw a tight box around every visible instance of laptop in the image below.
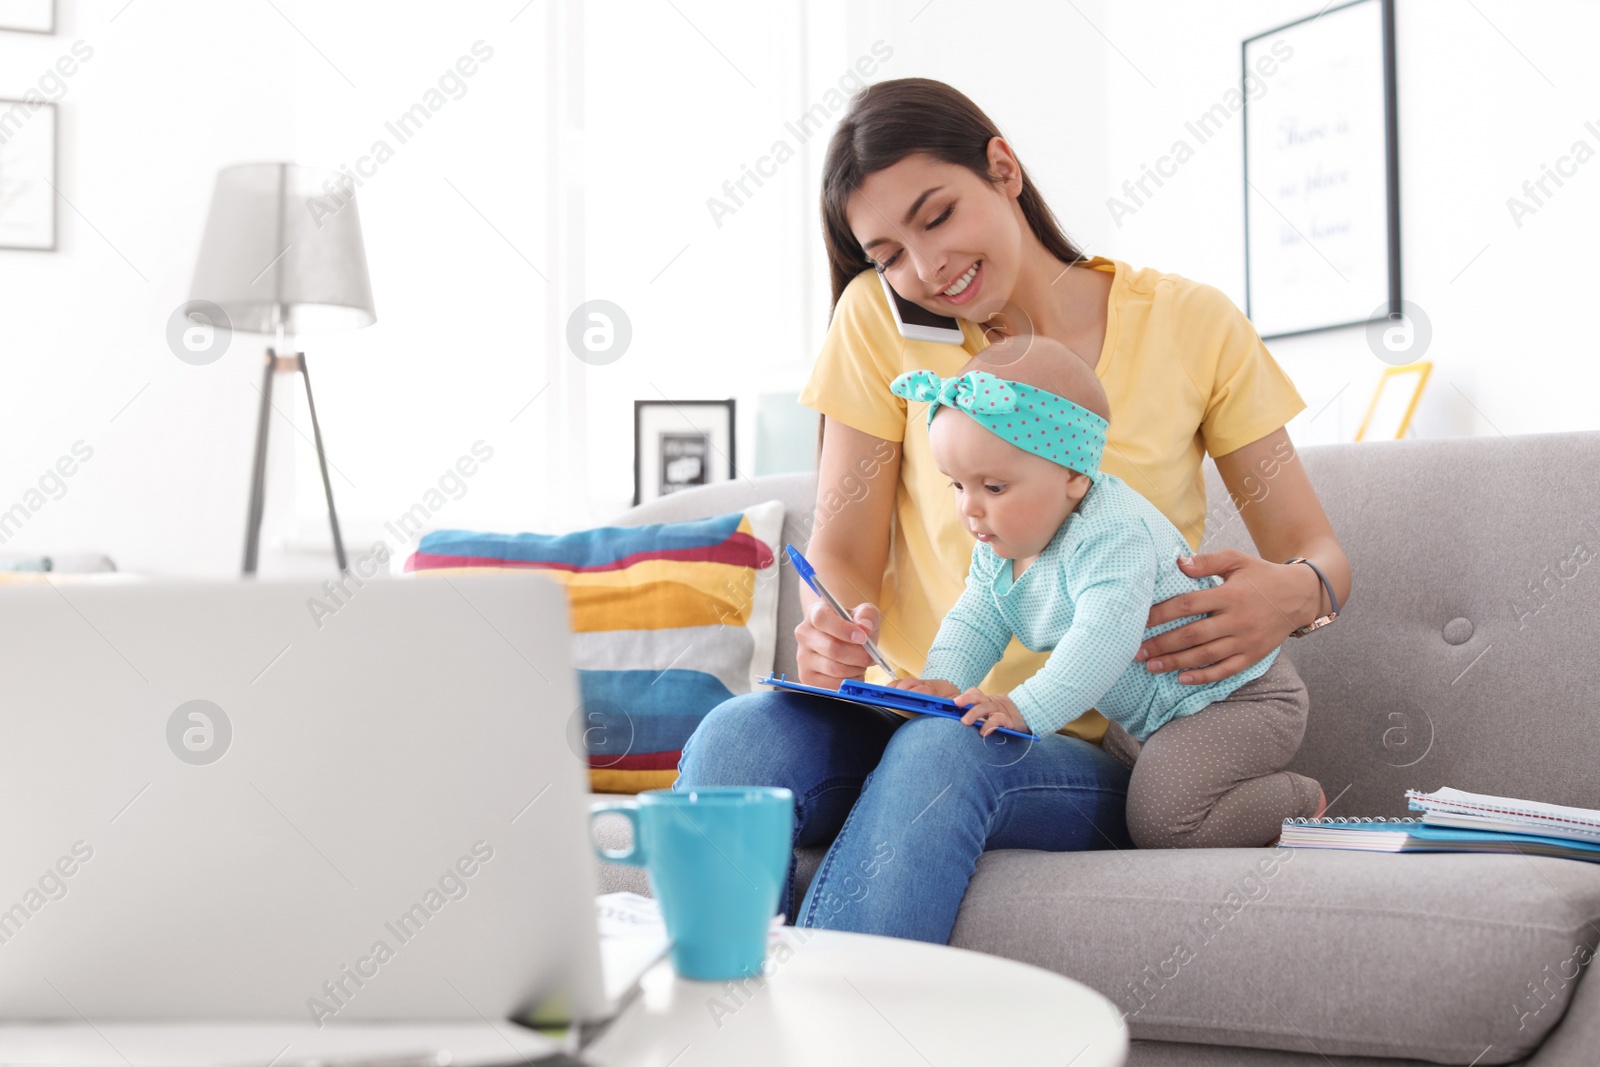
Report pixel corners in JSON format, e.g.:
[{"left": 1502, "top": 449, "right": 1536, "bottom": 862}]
[{"left": 0, "top": 572, "right": 618, "bottom": 1030}]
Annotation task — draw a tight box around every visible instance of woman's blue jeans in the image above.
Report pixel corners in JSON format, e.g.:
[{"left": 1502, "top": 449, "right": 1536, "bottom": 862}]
[{"left": 673, "top": 689, "right": 1133, "bottom": 945}]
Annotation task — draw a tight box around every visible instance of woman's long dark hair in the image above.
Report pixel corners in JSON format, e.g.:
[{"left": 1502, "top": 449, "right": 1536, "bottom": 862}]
[
  {"left": 819, "top": 78, "right": 1086, "bottom": 315},
  {"left": 813, "top": 78, "right": 1087, "bottom": 460}
]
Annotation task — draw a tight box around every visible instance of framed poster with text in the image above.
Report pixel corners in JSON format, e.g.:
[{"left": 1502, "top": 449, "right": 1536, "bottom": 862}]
[{"left": 1243, "top": 0, "right": 1400, "bottom": 339}]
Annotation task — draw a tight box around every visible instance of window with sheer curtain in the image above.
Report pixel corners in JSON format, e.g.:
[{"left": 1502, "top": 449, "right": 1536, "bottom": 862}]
[{"left": 277, "top": 0, "right": 845, "bottom": 564}]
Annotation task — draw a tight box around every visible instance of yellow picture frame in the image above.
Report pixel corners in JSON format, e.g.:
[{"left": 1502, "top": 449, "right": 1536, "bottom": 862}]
[{"left": 1356, "top": 361, "right": 1432, "bottom": 441}]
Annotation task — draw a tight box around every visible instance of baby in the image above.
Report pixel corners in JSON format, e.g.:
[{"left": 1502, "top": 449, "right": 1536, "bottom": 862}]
[{"left": 887, "top": 337, "right": 1324, "bottom": 849}]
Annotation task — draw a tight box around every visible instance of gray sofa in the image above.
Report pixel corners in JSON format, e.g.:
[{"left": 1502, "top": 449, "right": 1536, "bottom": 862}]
[{"left": 591, "top": 430, "right": 1600, "bottom": 1066}]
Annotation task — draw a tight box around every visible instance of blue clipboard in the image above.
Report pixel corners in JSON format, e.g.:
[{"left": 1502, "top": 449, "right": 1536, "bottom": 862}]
[{"left": 759, "top": 673, "right": 1038, "bottom": 741}]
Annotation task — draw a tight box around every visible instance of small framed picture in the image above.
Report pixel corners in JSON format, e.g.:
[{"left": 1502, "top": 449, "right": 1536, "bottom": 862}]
[
  {"left": 0, "top": 99, "right": 57, "bottom": 251},
  {"left": 1355, "top": 361, "right": 1431, "bottom": 441},
  {"left": 0, "top": 0, "right": 54, "bottom": 33},
  {"left": 633, "top": 399, "right": 736, "bottom": 506}
]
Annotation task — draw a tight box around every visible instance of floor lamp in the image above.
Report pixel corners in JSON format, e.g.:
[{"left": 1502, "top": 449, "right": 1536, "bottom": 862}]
[{"left": 188, "top": 163, "right": 376, "bottom": 576}]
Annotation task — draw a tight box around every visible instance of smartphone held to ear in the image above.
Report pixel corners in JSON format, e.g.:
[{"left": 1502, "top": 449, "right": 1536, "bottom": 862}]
[{"left": 877, "top": 270, "right": 966, "bottom": 345}]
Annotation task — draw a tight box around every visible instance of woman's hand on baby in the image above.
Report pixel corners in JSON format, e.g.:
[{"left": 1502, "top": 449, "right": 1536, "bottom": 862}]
[
  {"left": 1137, "top": 549, "right": 1313, "bottom": 685},
  {"left": 795, "top": 599, "right": 882, "bottom": 690},
  {"left": 955, "top": 688, "right": 1029, "bottom": 737},
  {"left": 887, "top": 677, "right": 961, "bottom": 699}
]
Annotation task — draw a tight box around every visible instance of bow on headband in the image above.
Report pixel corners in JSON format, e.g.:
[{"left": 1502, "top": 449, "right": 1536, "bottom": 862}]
[
  {"left": 889, "top": 368, "right": 1109, "bottom": 478},
  {"left": 891, "top": 369, "right": 1022, "bottom": 425}
]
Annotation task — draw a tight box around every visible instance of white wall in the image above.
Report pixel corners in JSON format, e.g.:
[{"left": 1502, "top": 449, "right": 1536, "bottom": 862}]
[
  {"left": 833, "top": 0, "right": 1112, "bottom": 273},
  {"left": 2, "top": 0, "right": 883, "bottom": 576},
  {"left": 832, "top": 0, "right": 1600, "bottom": 445},
  {"left": 0, "top": 0, "right": 558, "bottom": 578},
  {"left": 4, "top": 1, "right": 1595, "bottom": 579},
  {"left": 276, "top": 1, "right": 556, "bottom": 567},
  {"left": 580, "top": 0, "right": 817, "bottom": 513},
  {"left": 0, "top": 1, "right": 295, "bottom": 575},
  {"left": 571, "top": 0, "right": 1114, "bottom": 517},
  {"left": 1097, "top": 0, "right": 1600, "bottom": 444}
]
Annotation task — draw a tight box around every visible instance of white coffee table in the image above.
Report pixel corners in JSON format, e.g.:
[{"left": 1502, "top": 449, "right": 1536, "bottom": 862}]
[
  {"left": 0, "top": 931, "right": 1126, "bottom": 1067},
  {"left": 585, "top": 926, "right": 1128, "bottom": 1066}
]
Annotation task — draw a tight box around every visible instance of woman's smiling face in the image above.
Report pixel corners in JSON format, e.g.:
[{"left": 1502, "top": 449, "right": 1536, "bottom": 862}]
[{"left": 844, "top": 145, "right": 1025, "bottom": 325}]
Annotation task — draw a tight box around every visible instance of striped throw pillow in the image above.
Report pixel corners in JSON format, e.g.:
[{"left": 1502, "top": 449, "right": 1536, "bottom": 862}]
[{"left": 404, "top": 500, "right": 783, "bottom": 792}]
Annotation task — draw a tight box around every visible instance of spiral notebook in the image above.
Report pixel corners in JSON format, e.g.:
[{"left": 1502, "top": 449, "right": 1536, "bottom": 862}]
[
  {"left": 1277, "top": 816, "right": 1600, "bottom": 862},
  {"left": 1405, "top": 786, "right": 1600, "bottom": 843}
]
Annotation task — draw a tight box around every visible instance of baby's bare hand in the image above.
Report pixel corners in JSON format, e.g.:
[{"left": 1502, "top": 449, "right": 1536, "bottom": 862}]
[
  {"left": 956, "top": 688, "right": 1029, "bottom": 737},
  {"left": 888, "top": 677, "right": 961, "bottom": 699}
]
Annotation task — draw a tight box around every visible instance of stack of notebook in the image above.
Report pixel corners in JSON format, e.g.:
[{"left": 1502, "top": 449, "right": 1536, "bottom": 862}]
[{"left": 1278, "top": 787, "right": 1600, "bottom": 862}]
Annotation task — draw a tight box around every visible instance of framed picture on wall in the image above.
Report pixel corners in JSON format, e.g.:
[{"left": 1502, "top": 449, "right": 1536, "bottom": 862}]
[
  {"left": 0, "top": 0, "right": 54, "bottom": 33},
  {"left": 1242, "top": 0, "right": 1401, "bottom": 339},
  {"left": 0, "top": 100, "right": 57, "bottom": 251},
  {"left": 633, "top": 399, "right": 737, "bottom": 506},
  {"left": 1356, "top": 361, "right": 1432, "bottom": 441}
]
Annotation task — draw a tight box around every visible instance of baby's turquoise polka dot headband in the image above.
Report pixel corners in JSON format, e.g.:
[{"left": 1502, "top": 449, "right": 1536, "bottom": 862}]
[{"left": 890, "top": 369, "right": 1108, "bottom": 478}]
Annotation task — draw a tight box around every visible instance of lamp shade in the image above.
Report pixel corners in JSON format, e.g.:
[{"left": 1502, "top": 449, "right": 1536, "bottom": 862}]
[{"left": 189, "top": 162, "right": 376, "bottom": 336}]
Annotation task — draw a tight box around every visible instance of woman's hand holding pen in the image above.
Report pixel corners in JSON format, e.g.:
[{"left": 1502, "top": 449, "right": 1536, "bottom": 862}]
[{"left": 795, "top": 599, "right": 883, "bottom": 690}]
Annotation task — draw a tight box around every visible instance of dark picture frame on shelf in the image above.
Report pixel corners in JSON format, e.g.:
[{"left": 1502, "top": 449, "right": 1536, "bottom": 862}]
[
  {"left": 633, "top": 399, "right": 736, "bottom": 507},
  {"left": 0, "top": 0, "right": 55, "bottom": 34},
  {"left": 1242, "top": 0, "right": 1401, "bottom": 340},
  {"left": 0, "top": 99, "right": 57, "bottom": 251}
]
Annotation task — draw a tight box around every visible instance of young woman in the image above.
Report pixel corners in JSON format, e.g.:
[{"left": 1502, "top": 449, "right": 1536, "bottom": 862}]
[{"left": 673, "top": 78, "right": 1350, "bottom": 946}]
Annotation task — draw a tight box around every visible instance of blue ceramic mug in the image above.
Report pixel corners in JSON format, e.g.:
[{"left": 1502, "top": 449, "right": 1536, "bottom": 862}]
[{"left": 590, "top": 786, "right": 794, "bottom": 981}]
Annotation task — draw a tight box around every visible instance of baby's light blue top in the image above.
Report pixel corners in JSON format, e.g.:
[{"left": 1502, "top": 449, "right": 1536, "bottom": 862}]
[{"left": 922, "top": 471, "right": 1279, "bottom": 740}]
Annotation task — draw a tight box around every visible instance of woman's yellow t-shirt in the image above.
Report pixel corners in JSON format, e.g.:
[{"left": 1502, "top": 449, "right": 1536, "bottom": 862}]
[{"left": 797, "top": 257, "right": 1307, "bottom": 743}]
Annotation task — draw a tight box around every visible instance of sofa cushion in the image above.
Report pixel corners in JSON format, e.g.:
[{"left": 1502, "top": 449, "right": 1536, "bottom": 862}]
[
  {"left": 949, "top": 844, "right": 1600, "bottom": 1064},
  {"left": 609, "top": 472, "right": 817, "bottom": 678},
  {"left": 407, "top": 501, "right": 784, "bottom": 792}
]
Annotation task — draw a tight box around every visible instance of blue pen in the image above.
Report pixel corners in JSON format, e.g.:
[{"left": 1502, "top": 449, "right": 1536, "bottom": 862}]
[{"left": 785, "top": 544, "right": 898, "bottom": 677}]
